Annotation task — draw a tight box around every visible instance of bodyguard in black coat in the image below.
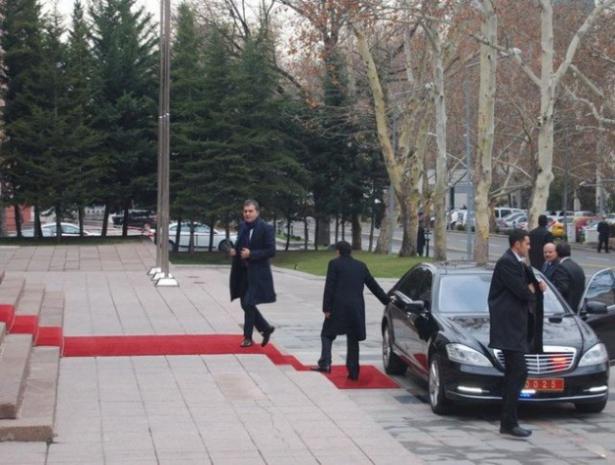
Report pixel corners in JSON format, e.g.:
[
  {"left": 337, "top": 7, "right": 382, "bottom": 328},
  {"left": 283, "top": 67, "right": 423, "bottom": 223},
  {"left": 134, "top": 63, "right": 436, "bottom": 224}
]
[
  {"left": 551, "top": 242, "right": 586, "bottom": 311},
  {"left": 528, "top": 214, "right": 554, "bottom": 269},
  {"left": 229, "top": 200, "right": 276, "bottom": 347},
  {"left": 597, "top": 218, "right": 610, "bottom": 253},
  {"left": 489, "top": 229, "right": 546, "bottom": 438},
  {"left": 313, "top": 241, "right": 390, "bottom": 380}
]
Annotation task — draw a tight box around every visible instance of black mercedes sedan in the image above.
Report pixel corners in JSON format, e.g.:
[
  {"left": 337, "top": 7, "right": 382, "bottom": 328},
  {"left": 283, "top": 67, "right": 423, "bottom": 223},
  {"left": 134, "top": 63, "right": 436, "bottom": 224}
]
[{"left": 381, "top": 262, "right": 611, "bottom": 415}]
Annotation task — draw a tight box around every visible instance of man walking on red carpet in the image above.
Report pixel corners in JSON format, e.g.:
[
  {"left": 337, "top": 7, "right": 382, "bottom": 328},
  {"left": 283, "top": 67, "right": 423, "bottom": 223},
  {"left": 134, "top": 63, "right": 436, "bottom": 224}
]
[
  {"left": 312, "top": 241, "right": 390, "bottom": 380},
  {"left": 229, "top": 200, "right": 276, "bottom": 348}
]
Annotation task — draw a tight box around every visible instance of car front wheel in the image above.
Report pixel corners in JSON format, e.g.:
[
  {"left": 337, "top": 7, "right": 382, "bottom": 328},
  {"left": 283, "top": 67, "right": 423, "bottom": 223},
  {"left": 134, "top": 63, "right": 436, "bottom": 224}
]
[
  {"left": 382, "top": 324, "right": 406, "bottom": 375},
  {"left": 429, "top": 355, "right": 452, "bottom": 415}
]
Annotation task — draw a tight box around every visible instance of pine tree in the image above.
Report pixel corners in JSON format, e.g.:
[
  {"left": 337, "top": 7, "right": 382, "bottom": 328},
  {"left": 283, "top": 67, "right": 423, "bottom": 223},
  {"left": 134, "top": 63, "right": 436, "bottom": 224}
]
[
  {"left": 0, "top": 0, "right": 47, "bottom": 237},
  {"left": 65, "top": 0, "right": 103, "bottom": 235},
  {"left": 89, "top": 0, "right": 158, "bottom": 236},
  {"left": 224, "top": 32, "right": 307, "bottom": 224}
]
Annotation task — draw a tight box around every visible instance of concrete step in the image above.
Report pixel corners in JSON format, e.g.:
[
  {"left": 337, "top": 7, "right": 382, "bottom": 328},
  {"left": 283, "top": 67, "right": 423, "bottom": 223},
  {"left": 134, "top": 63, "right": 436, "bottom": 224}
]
[
  {"left": 0, "top": 323, "right": 5, "bottom": 346},
  {"left": 0, "top": 277, "right": 26, "bottom": 308},
  {"left": 35, "top": 291, "right": 65, "bottom": 348},
  {"left": 0, "top": 347, "right": 60, "bottom": 442},
  {"left": 14, "top": 284, "right": 45, "bottom": 316},
  {"left": 0, "top": 335, "right": 32, "bottom": 419}
]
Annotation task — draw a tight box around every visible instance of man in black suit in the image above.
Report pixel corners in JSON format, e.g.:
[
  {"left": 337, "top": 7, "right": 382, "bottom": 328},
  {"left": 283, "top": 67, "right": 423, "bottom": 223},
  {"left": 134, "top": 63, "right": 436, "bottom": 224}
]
[
  {"left": 541, "top": 242, "right": 559, "bottom": 281},
  {"left": 313, "top": 241, "right": 390, "bottom": 380},
  {"left": 489, "top": 229, "right": 546, "bottom": 438},
  {"left": 529, "top": 214, "right": 554, "bottom": 269},
  {"left": 551, "top": 242, "right": 585, "bottom": 311},
  {"left": 229, "top": 200, "right": 276, "bottom": 348},
  {"left": 597, "top": 217, "right": 610, "bottom": 253}
]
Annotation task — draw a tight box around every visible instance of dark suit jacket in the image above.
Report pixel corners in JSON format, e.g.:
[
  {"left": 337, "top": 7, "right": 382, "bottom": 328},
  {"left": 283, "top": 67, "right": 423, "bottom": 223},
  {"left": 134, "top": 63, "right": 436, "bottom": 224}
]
[
  {"left": 488, "top": 249, "right": 537, "bottom": 352},
  {"left": 542, "top": 259, "right": 559, "bottom": 281},
  {"left": 551, "top": 258, "right": 585, "bottom": 311},
  {"left": 321, "top": 255, "right": 389, "bottom": 341},
  {"left": 529, "top": 226, "right": 554, "bottom": 269},
  {"left": 597, "top": 221, "right": 610, "bottom": 238},
  {"left": 230, "top": 218, "right": 276, "bottom": 306}
]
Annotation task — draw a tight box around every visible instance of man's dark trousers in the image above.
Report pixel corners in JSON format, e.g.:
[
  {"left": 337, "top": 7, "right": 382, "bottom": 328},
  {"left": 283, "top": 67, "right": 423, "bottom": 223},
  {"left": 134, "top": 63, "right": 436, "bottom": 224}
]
[
  {"left": 319, "top": 335, "right": 360, "bottom": 377},
  {"left": 598, "top": 236, "right": 609, "bottom": 253},
  {"left": 501, "top": 350, "right": 528, "bottom": 428},
  {"left": 239, "top": 268, "right": 271, "bottom": 339}
]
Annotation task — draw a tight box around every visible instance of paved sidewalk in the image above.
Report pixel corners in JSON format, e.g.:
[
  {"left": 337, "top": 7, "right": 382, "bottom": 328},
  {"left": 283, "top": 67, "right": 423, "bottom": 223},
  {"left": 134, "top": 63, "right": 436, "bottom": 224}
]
[{"left": 0, "top": 242, "right": 614, "bottom": 465}]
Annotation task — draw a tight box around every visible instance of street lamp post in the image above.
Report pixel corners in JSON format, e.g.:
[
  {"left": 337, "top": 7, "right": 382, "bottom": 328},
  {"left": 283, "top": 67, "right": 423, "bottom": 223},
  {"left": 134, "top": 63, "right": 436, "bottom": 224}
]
[{"left": 152, "top": 0, "right": 178, "bottom": 287}]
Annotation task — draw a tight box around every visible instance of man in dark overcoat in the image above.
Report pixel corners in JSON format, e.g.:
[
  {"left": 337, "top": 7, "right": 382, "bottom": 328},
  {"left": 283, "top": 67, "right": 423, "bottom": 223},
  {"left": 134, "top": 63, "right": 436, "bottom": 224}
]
[
  {"left": 229, "top": 200, "right": 276, "bottom": 348},
  {"left": 551, "top": 242, "right": 585, "bottom": 311},
  {"left": 597, "top": 217, "right": 610, "bottom": 253},
  {"left": 489, "top": 229, "right": 546, "bottom": 438},
  {"left": 528, "top": 214, "right": 554, "bottom": 269},
  {"left": 313, "top": 241, "right": 390, "bottom": 380}
]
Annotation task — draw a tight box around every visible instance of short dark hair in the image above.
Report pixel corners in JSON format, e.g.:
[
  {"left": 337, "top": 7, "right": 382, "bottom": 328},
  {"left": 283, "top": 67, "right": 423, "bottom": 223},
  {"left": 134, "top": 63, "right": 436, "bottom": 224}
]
[
  {"left": 556, "top": 242, "right": 571, "bottom": 258},
  {"left": 509, "top": 229, "right": 529, "bottom": 248},
  {"left": 538, "top": 215, "right": 549, "bottom": 227},
  {"left": 243, "top": 199, "right": 260, "bottom": 211},
  {"left": 335, "top": 241, "right": 352, "bottom": 256}
]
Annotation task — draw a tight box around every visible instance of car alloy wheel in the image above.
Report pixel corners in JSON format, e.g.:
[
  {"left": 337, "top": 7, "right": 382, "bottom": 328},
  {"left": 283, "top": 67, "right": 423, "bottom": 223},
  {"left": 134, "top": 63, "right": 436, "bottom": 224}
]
[{"left": 429, "top": 357, "right": 451, "bottom": 414}]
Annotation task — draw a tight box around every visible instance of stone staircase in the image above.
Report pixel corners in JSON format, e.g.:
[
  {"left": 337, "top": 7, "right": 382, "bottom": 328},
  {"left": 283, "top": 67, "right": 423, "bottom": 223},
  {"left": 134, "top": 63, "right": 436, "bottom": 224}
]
[{"left": 0, "top": 274, "right": 64, "bottom": 442}]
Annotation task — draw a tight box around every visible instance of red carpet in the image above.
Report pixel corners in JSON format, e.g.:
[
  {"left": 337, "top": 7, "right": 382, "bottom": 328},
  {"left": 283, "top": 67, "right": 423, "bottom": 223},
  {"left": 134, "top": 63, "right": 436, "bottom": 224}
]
[
  {"left": 0, "top": 304, "right": 15, "bottom": 331},
  {"left": 63, "top": 334, "right": 399, "bottom": 390}
]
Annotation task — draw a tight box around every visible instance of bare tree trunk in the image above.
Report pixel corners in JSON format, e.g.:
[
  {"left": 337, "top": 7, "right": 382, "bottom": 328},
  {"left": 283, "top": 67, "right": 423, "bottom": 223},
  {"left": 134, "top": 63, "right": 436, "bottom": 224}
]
[
  {"left": 78, "top": 206, "right": 85, "bottom": 237},
  {"left": 351, "top": 212, "right": 362, "bottom": 250},
  {"left": 174, "top": 218, "right": 182, "bottom": 253},
  {"left": 121, "top": 199, "right": 130, "bottom": 237},
  {"left": 285, "top": 215, "right": 291, "bottom": 251},
  {"left": 334, "top": 215, "right": 340, "bottom": 243},
  {"left": 14, "top": 204, "right": 22, "bottom": 238},
  {"left": 34, "top": 206, "right": 43, "bottom": 239},
  {"left": 474, "top": 1, "right": 497, "bottom": 265},
  {"left": 375, "top": 199, "right": 393, "bottom": 254},
  {"left": 55, "top": 204, "right": 62, "bottom": 239},
  {"left": 428, "top": 28, "right": 448, "bottom": 261},
  {"left": 304, "top": 217, "right": 309, "bottom": 250},
  {"left": 314, "top": 217, "right": 319, "bottom": 251},
  {"left": 101, "top": 203, "right": 110, "bottom": 238},
  {"left": 188, "top": 219, "right": 195, "bottom": 254}
]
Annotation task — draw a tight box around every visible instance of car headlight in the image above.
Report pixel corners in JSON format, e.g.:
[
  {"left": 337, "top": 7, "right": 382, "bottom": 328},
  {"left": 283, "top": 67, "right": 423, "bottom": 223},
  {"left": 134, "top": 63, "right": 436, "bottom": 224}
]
[
  {"left": 578, "top": 343, "right": 608, "bottom": 367},
  {"left": 446, "top": 343, "right": 492, "bottom": 367}
]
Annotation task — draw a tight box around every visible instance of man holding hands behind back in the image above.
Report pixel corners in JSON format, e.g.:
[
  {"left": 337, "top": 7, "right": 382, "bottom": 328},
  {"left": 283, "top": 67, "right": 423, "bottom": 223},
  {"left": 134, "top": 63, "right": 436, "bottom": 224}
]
[
  {"left": 489, "top": 229, "right": 546, "bottom": 438},
  {"left": 229, "top": 200, "right": 276, "bottom": 348}
]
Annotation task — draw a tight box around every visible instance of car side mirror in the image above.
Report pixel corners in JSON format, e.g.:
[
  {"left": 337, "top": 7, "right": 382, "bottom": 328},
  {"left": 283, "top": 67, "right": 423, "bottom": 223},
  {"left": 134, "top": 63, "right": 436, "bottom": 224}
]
[
  {"left": 584, "top": 300, "right": 608, "bottom": 315},
  {"left": 405, "top": 300, "right": 425, "bottom": 314}
]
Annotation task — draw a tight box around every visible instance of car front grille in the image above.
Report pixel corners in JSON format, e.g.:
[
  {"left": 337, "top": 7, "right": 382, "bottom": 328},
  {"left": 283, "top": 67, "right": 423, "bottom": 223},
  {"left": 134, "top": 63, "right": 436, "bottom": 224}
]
[{"left": 493, "top": 346, "right": 577, "bottom": 375}]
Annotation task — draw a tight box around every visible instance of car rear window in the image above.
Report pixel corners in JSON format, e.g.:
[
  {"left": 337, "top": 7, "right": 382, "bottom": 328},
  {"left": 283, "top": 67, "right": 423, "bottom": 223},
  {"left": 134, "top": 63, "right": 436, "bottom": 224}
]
[{"left": 437, "top": 274, "right": 568, "bottom": 315}]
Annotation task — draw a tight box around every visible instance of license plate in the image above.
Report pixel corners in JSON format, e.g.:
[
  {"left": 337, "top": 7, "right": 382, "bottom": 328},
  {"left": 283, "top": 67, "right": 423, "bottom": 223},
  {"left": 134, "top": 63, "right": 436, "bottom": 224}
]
[{"left": 524, "top": 378, "right": 564, "bottom": 392}]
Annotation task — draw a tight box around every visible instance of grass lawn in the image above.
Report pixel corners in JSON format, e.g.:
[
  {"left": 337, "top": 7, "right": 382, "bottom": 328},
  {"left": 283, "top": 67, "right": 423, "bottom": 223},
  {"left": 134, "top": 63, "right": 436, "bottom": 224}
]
[{"left": 170, "top": 249, "right": 429, "bottom": 278}]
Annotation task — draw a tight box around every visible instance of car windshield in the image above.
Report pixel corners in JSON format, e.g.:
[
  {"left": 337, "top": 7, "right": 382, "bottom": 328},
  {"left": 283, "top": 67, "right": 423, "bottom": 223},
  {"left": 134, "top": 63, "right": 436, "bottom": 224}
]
[{"left": 438, "top": 274, "right": 568, "bottom": 315}]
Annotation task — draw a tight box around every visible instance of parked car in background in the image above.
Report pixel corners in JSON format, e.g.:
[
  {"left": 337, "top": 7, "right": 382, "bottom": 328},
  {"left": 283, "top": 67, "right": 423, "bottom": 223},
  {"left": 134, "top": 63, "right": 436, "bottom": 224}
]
[
  {"left": 112, "top": 210, "right": 157, "bottom": 228},
  {"left": 168, "top": 222, "right": 237, "bottom": 251},
  {"left": 13, "top": 222, "right": 92, "bottom": 237},
  {"left": 381, "top": 262, "right": 611, "bottom": 415},
  {"left": 497, "top": 212, "right": 527, "bottom": 232},
  {"left": 494, "top": 207, "right": 524, "bottom": 220}
]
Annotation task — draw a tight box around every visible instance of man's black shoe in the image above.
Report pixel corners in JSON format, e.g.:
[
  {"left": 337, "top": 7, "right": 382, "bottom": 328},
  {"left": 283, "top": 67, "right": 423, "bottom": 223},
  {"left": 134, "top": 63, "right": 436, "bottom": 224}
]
[
  {"left": 311, "top": 365, "right": 331, "bottom": 373},
  {"left": 347, "top": 373, "right": 359, "bottom": 381},
  {"left": 499, "top": 426, "right": 532, "bottom": 438},
  {"left": 261, "top": 326, "right": 275, "bottom": 347},
  {"left": 240, "top": 338, "right": 253, "bottom": 348}
]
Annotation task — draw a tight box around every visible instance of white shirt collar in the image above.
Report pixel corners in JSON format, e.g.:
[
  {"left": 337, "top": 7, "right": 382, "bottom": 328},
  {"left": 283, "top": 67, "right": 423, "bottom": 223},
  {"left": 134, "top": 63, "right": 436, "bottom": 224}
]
[{"left": 511, "top": 250, "right": 525, "bottom": 262}]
